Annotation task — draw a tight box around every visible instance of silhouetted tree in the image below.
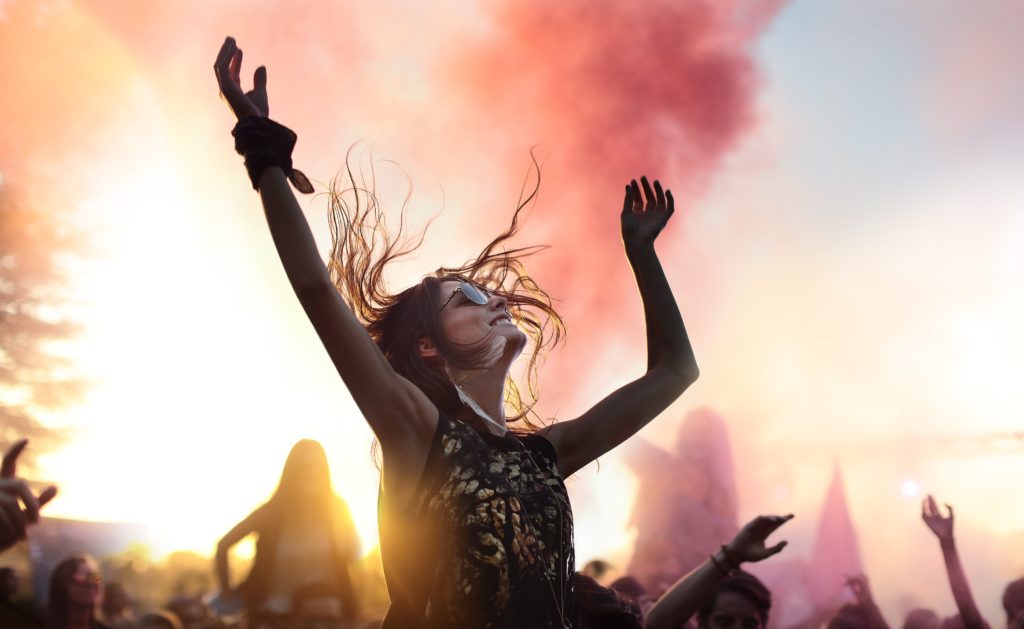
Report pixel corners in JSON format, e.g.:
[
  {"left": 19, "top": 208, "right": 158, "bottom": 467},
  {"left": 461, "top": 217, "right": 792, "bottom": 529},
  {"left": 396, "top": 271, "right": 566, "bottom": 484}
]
[{"left": 0, "top": 173, "right": 84, "bottom": 463}]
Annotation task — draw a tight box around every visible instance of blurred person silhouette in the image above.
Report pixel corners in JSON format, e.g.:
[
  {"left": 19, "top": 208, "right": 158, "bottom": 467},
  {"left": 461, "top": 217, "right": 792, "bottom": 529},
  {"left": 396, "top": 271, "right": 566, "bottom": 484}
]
[
  {"left": 582, "top": 560, "right": 617, "bottom": 585},
  {"left": 47, "top": 555, "right": 108, "bottom": 629},
  {"left": 99, "top": 582, "right": 133, "bottom": 628},
  {"left": 826, "top": 575, "right": 889, "bottom": 629},
  {"left": 1002, "top": 578, "right": 1024, "bottom": 629},
  {"left": 608, "top": 575, "right": 654, "bottom": 615},
  {"left": 138, "top": 611, "right": 183, "bottom": 629},
  {"left": 2, "top": 564, "right": 46, "bottom": 627},
  {"left": 922, "top": 495, "right": 988, "bottom": 629},
  {"left": 645, "top": 514, "right": 792, "bottom": 629},
  {"left": 0, "top": 566, "right": 17, "bottom": 606},
  {"left": 214, "top": 33, "right": 697, "bottom": 629},
  {"left": 214, "top": 439, "right": 360, "bottom": 628},
  {"left": 573, "top": 573, "right": 644, "bottom": 629},
  {"left": 903, "top": 608, "right": 940, "bottom": 629},
  {"left": 165, "top": 595, "right": 213, "bottom": 629},
  {"left": 1, "top": 439, "right": 58, "bottom": 553},
  {"left": 695, "top": 571, "right": 771, "bottom": 629}
]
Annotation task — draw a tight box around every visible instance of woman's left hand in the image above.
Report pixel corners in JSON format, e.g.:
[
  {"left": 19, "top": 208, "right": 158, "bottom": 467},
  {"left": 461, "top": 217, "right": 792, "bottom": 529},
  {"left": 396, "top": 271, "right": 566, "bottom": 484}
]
[{"left": 621, "top": 176, "right": 675, "bottom": 247}]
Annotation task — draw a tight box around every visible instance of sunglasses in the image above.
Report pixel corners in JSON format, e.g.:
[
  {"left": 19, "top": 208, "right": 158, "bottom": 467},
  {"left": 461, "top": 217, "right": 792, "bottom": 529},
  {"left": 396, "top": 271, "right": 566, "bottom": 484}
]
[
  {"left": 439, "top": 282, "right": 492, "bottom": 313},
  {"left": 70, "top": 573, "right": 103, "bottom": 587}
]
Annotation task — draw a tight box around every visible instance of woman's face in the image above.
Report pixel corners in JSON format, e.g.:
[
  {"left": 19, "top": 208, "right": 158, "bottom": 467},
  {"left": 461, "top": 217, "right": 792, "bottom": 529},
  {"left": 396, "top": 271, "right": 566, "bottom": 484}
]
[
  {"left": 67, "top": 560, "right": 102, "bottom": 607},
  {"left": 435, "top": 280, "right": 527, "bottom": 363},
  {"left": 703, "top": 591, "right": 764, "bottom": 629}
]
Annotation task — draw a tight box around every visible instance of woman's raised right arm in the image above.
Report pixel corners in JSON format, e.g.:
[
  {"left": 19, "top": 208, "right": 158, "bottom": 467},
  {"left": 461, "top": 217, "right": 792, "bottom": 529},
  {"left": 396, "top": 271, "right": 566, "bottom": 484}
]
[
  {"left": 255, "top": 167, "right": 437, "bottom": 444},
  {"left": 213, "top": 37, "right": 437, "bottom": 450}
]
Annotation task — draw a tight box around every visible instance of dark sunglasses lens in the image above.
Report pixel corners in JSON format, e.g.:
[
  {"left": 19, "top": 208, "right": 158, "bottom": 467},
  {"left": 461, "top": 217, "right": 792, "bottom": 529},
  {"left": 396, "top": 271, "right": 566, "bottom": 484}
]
[{"left": 460, "top": 283, "right": 489, "bottom": 305}]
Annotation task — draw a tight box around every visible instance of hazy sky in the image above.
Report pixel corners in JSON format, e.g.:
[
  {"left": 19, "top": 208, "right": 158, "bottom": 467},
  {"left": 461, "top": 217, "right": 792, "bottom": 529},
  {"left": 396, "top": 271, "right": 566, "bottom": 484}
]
[{"left": 1, "top": 0, "right": 1021, "bottom": 623}]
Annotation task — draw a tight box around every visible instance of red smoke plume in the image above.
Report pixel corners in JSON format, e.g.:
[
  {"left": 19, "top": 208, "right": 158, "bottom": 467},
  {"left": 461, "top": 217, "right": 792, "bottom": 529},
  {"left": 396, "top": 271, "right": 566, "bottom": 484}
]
[{"left": 439, "top": 0, "right": 785, "bottom": 412}]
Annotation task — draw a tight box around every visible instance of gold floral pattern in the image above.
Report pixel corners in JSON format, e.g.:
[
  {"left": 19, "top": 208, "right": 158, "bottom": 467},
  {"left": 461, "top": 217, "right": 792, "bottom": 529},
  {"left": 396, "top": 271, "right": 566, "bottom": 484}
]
[{"left": 396, "top": 413, "right": 575, "bottom": 628}]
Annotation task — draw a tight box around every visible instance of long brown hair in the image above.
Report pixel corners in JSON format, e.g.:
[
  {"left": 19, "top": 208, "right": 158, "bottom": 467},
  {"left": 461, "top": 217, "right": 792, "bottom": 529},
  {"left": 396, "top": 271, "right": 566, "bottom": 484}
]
[
  {"left": 48, "top": 555, "right": 101, "bottom": 628},
  {"left": 268, "top": 439, "right": 334, "bottom": 518},
  {"left": 326, "top": 150, "right": 564, "bottom": 430}
]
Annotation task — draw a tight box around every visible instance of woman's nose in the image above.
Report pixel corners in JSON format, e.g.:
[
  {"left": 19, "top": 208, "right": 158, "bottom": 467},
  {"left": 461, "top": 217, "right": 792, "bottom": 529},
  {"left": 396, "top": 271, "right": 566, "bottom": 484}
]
[{"left": 489, "top": 294, "right": 508, "bottom": 310}]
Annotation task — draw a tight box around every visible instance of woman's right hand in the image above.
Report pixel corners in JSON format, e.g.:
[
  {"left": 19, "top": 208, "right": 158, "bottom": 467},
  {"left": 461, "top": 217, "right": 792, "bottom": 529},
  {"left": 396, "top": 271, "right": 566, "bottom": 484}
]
[{"left": 213, "top": 36, "right": 269, "bottom": 120}]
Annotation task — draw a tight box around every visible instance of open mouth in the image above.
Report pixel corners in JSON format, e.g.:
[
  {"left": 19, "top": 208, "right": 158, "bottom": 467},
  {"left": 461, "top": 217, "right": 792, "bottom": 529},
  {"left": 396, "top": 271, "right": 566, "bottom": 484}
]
[{"left": 490, "top": 313, "right": 514, "bottom": 326}]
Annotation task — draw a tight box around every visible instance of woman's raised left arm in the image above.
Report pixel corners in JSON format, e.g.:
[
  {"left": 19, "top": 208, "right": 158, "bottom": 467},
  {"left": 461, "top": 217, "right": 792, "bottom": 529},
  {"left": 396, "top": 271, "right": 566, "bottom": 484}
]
[{"left": 543, "top": 177, "right": 698, "bottom": 477}]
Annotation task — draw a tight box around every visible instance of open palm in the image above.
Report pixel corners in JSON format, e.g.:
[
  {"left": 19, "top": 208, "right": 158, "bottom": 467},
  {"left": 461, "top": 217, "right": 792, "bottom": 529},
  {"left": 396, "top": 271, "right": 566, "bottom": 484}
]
[
  {"left": 922, "top": 494, "right": 954, "bottom": 542},
  {"left": 213, "top": 36, "right": 269, "bottom": 120},
  {"left": 726, "top": 514, "right": 793, "bottom": 562},
  {"left": 621, "top": 176, "right": 675, "bottom": 246}
]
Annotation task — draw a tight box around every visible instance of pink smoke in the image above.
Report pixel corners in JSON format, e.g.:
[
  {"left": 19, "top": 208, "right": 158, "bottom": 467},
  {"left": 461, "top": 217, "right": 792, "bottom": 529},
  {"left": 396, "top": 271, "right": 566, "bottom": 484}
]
[
  {"left": 806, "top": 465, "right": 863, "bottom": 610},
  {"left": 437, "top": 0, "right": 786, "bottom": 411}
]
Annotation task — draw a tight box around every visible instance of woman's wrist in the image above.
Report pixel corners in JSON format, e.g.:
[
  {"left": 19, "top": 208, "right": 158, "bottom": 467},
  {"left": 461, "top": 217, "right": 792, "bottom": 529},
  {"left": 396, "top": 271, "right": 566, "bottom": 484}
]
[
  {"left": 232, "top": 117, "right": 314, "bottom": 194},
  {"left": 624, "top": 238, "right": 656, "bottom": 255},
  {"left": 710, "top": 545, "right": 742, "bottom": 576}
]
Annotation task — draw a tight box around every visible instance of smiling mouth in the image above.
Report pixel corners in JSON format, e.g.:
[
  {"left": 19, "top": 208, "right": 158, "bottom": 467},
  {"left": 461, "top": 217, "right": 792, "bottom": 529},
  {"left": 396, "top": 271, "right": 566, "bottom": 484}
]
[{"left": 490, "top": 314, "right": 514, "bottom": 326}]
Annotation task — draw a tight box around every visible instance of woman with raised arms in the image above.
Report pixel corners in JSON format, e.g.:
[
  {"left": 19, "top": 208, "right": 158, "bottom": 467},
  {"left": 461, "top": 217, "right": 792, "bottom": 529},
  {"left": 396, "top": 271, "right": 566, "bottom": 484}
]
[{"left": 214, "top": 36, "right": 699, "bottom": 629}]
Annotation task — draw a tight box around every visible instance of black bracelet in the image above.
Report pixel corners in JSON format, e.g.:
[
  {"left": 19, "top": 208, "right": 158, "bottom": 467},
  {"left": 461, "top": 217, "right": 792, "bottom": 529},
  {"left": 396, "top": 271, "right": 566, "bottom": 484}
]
[
  {"left": 719, "top": 545, "right": 741, "bottom": 572},
  {"left": 231, "top": 117, "right": 314, "bottom": 194},
  {"left": 709, "top": 552, "right": 732, "bottom": 576}
]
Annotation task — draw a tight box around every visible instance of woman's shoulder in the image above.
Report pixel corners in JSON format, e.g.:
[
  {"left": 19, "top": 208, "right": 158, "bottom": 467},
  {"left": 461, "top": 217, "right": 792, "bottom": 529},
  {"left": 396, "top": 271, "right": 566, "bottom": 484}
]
[{"left": 518, "top": 430, "right": 558, "bottom": 465}]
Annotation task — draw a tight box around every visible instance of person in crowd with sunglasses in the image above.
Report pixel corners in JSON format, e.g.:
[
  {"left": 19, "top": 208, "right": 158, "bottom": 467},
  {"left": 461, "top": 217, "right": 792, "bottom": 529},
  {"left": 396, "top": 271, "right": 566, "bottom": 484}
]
[
  {"left": 47, "top": 556, "right": 108, "bottom": 629},
  {"left": 214, "top": 35, "right": 698, "bottom": 629}
]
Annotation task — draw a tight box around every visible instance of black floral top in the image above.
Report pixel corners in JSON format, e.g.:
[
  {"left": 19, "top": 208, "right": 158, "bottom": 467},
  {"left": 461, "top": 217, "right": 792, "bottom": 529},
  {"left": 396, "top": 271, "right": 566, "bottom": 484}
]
[{"left": 379, "top": 412, "right": 575, "bottom": 629}]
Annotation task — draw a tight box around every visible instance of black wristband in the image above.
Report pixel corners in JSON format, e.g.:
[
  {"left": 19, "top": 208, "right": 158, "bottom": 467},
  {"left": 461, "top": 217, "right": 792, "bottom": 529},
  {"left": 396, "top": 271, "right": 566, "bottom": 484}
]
[
  {"left": 719, "top": 545, "right": 741, "bottom": 571},
  {"left": 709, "top": 552, "right": 732, "bottom": 576},
  {"left": 231, "top": 117, "right": 314, "bottom": 194}
]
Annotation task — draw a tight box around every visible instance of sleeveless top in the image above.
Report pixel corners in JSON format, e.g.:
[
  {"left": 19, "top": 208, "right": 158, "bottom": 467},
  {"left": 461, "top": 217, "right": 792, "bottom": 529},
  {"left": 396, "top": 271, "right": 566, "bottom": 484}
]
[{"left": 379, "top": 412, "right": 576, "bottom": 629}]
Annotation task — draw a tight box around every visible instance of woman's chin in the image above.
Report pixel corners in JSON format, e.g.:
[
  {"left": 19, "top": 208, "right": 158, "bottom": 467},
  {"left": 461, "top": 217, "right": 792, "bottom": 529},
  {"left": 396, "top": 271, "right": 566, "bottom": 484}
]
[{"left": 504, "top": 329, "right": 529, "bottom": 357}]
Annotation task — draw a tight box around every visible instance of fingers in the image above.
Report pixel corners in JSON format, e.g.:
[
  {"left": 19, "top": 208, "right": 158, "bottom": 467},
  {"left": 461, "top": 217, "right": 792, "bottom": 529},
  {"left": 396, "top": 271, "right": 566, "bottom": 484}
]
[
  {"left": 254, "top": 65, "right": 267, "bottom": 92},
  {"left": 750, "top": 513, "right": 794, "bottom": 535},
  {"left": 0, "top": 508, "right": 16, "bottom": 551},
  {"left": 214, "top": 36, "right": 236, "bottom": 75},
  {"left": 766, "top": 540, "right": 788, "bottom": 557},
  {"left": 0, "top": 493, "right": 26, "bottom": 541},
  {"left": 654, "top": 179, "right": 666, "bottom": 208},
  {"left": 2, "top": 438, "right": 28, "bottom": 477},
  {"left": 229, "top": 48, "right": 243, "bottom": 86},
  {"left": 0, "top": 478, "right": 40, "bottom": 523},
  {"left": 39, "top": 485, "right": 58, "bottom": 507},
  {"left": 629, "top": 176, "right": 673, "bottom": 213},
  {"left": 926, "top": 494, "right": 938, "bottom": 516},
  {"left": 622, "top": 185, "right": 633, "bottom": 217},
  {"left": 641, "top": 176, "right": 656, "bottom": 209},
  {"left": 945, "top": 503, "right": 954, "bottom": 520}
]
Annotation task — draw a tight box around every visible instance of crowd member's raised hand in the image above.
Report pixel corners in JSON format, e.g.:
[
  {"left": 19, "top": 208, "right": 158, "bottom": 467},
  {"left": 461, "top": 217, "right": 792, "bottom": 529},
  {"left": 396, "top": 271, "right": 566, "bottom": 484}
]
[
  {"left": 843, "top": 574, "right": 890, "bottom": 629},
  {"left": 645, "top": 514, "right": 793, "bottom": 629},
  {"left": 0, "top": 439, "right": 57, "bottom": 552},
  {"left": 726, "top": 514, "right": 793, "bottom": 562},
  {"left": 921, "top": 494, "right": 955, "bottom": 544},
  {"left": 921, "top": 494, "right": 988, "bottom": 629}
]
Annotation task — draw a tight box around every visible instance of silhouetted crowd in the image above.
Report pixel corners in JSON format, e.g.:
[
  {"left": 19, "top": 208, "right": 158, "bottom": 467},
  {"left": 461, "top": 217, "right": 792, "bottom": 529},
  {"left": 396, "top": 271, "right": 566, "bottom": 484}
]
[{"left": 2, "top": 438, "right": 1022, "bottom": 629}]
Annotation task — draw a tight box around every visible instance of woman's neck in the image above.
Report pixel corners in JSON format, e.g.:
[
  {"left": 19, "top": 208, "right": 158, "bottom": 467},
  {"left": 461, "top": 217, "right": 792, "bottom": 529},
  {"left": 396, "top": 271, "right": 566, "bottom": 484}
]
[{"left": 452, "top": 367, "right": 509, "bottom": 434}]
